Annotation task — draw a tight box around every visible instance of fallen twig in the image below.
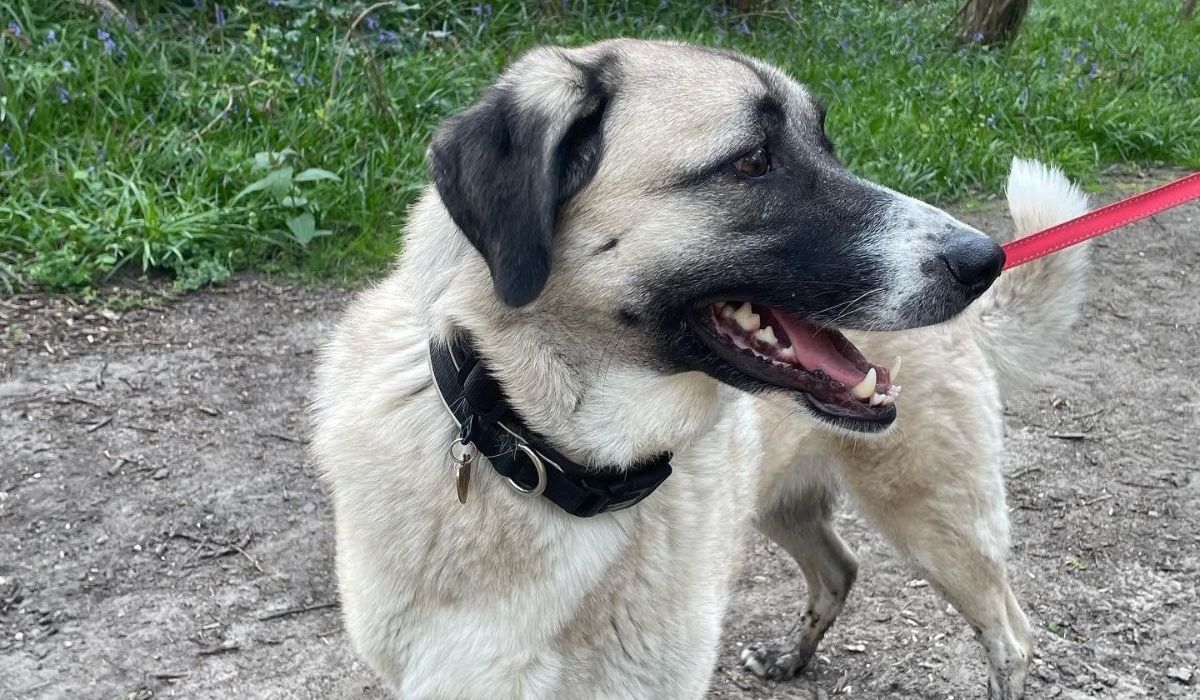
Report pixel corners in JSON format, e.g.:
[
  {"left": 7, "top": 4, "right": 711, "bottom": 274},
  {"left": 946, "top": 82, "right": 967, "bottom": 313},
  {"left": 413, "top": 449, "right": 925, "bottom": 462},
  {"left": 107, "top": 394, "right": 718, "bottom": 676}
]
[
  {"left": 196, "top": 641, "right": 240, "bottom": 656},
  {"left": 1045, "top": 431, "right": 1089, "bottom": 441},
  {"left": 86, "top": 416, "right": 113, "bottom": 433},
  {"left": 255, "top": 431, "right": 306, "bottom": 444},
  {"left": 256, "top": 601, "right": 339, "bottom": 621}
]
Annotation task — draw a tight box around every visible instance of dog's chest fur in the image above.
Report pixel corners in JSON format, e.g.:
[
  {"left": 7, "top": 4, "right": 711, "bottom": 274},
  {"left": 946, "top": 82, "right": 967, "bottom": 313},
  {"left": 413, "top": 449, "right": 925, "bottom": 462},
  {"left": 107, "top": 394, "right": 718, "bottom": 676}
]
[{"left": 313, "top": 272, "right": 764, "bottom": 698}]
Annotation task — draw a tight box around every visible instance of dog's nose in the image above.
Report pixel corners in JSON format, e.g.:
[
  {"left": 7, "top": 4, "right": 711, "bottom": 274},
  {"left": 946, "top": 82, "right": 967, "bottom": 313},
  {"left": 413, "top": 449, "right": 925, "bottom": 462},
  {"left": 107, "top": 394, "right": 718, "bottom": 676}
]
[{"left": 940, "top": 233, "right": 1005, "bottom": 290}]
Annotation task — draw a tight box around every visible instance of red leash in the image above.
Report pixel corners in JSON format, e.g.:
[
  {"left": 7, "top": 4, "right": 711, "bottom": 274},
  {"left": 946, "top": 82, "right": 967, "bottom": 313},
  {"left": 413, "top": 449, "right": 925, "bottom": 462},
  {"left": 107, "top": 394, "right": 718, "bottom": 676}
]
[{"left": 1002, "top": 171, "right": 1200, "bottom": 270}]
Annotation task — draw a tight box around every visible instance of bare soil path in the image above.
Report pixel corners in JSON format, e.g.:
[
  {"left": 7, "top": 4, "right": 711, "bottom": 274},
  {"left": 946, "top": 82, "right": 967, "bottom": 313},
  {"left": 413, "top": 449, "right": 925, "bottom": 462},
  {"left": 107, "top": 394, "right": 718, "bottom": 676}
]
[{"left": 2, "top": 176, "right": 1197, "bottom": 699}]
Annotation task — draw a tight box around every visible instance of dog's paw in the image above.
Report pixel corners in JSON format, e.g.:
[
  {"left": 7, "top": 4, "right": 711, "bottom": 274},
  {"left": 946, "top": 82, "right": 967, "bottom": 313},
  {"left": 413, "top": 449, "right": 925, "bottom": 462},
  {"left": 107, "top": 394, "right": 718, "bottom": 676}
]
[{"left": 738, "top": 642, "right": 811, "bottom": 681}]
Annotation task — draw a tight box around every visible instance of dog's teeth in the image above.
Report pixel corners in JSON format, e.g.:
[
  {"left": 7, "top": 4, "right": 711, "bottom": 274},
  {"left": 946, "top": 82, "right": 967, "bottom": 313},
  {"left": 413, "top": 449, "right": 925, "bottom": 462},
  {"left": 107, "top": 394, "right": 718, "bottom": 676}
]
[
  {"left": 718, "top": 303, "right": 735, "bottom": 319},
  {"left": 878, "top": 394, "right": 895, "bottom": 406},
  {"left": 890, "top": 356, "right": 902, "bottom": 382},
  {"left": 778, "top": 345, "right": 796, "bottom": 359},
  {"left": 870, "top": 392, "right": 886, "bottom": 406},
  {"left": 851, "top": 368, "right": 877, "bottom": 400},
  {"left": 732, "top": 303, "right": 760, "bottom": 332},
  {"left": 887, "top": 384, "right": 902, "bottom": 398},
  {"left": 755, "top": 326, "right": 778, "bottom": 346}
]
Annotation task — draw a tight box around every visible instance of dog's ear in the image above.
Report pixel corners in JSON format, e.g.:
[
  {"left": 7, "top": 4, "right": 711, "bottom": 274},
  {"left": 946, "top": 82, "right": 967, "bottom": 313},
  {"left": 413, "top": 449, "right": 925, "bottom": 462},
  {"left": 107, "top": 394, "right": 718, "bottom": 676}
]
[{"left": 428, "top": 49, "right": 611, "bottom": 307}]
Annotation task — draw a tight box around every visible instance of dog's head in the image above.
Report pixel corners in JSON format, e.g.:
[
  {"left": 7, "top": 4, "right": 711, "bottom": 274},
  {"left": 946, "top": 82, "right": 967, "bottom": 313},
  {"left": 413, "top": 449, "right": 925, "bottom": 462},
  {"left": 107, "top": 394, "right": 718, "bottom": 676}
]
[{"left": 428, "top": 40, "right": 1003, "bottom": 435}]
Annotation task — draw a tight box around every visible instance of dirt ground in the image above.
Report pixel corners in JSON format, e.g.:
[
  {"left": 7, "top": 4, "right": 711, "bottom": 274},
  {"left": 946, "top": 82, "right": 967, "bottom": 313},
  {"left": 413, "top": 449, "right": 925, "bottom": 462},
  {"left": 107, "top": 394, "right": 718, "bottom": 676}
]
[{"left": 2, "top": 175, "right": 1198, "bottom": 700}]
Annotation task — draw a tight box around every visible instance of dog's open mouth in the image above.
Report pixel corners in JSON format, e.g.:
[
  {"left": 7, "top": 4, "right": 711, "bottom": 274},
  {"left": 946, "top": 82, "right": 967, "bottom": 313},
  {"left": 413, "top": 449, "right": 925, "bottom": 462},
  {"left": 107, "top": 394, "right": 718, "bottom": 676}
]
[{"left": 689, "top": 302, "right": 902, "bottom": 431}]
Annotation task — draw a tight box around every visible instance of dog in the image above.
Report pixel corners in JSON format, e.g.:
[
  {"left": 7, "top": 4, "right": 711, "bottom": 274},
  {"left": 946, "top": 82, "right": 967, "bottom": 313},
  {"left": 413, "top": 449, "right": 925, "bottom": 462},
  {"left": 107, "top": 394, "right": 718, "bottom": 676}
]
[{"left": 311, "top": 39, "right": 1088, "bottom": 699}]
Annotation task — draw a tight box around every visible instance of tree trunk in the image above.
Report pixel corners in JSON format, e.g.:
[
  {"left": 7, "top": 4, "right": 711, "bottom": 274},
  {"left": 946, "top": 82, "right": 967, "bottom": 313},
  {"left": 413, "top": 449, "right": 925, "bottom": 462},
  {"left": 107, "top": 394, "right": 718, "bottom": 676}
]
[{"left": 959, "top": 0, "right": 1031, "bottom": 46}]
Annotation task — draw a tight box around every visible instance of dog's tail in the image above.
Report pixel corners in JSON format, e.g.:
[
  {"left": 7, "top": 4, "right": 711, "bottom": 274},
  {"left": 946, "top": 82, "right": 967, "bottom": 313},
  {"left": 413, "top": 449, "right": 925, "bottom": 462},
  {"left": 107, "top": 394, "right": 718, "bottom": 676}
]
[{"left": 975, "top": 158, "right": 1091, "bottom": 396}]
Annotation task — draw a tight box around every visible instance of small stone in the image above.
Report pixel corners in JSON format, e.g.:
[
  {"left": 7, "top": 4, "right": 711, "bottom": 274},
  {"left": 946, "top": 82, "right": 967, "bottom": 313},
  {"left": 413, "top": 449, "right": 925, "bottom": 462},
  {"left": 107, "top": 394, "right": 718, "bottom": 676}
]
[
  {"left": 301, "top": 502, "right": 316, "bottom": 514},
  {"left": 151, "top": 468, "right": 170, "bottom": 480},
  {"left": 1167, "top": 667, "right": 1194, "bottom": 685},
  {"left": 842, "top": 642, "right": 866, "bottom": 653}
]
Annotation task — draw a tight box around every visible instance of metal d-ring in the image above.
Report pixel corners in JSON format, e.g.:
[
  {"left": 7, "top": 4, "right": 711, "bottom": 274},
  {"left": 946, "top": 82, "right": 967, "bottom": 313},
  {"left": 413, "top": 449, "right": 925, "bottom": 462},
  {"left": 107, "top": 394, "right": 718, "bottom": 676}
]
[{"left": 506, "top": 443, "right": 547, "bottom": 497}]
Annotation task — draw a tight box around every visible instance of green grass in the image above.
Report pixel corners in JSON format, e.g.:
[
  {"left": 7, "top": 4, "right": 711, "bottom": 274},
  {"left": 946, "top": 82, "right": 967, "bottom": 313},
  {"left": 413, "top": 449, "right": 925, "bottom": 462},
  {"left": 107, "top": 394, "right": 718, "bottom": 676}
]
[{"left": 1, "top": 0, "right": 1197, "bottom": 294}]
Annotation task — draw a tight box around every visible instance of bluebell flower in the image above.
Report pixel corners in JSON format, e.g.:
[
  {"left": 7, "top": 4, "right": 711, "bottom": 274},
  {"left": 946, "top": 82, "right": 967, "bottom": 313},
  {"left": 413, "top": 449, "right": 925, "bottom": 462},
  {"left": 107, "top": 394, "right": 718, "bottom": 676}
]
[
  {"left": 98, "top": 28, "right": 116, "bottom": 54},
  {"left": 295, "top": 73, "right": 308, "bottom": 86},
  {"left": 838, "top": 37, "right": 850, "bottom": 52},
  {"left": 972, "top": 32, "right": 984, "bottom": 43},
  {"left": 46, "top": 29, "right": 56, "bottom": 43},
  {"left": 1089, "top": 63, "right": 1100, "bottom": 79},
  {"left": 986, "top": 114, "right": 997, "bottom": 128},
  {"left": 215, "top": 5, "right": 226, "bottom": 27},
  {"left": 57, "top": 85, "right": 70, "bottom": 103},
  {"left": 63, "top": 59, "right": 74, "bottom": 70},
  {"left": 736, "top": 19, "right": 750, "bottom": 36},
  {"left": 366, "top": 15, "right": 379, "bottom": 31},
  {"left": 268, "top": 0, "right": 280, "bottom": 5},
  {"left": 377, "top": 29, "right": 399, "bottom": 43},
  {"left": 146, "top": 112, "right": 155, "bottom": 125},
  {"left": 7, "top": 20, "right": 21, "bottom": 37},
  {"left": 1075, "top": 52, "right": 1087, "bottom": 65},
  {"left": 659, "top": 0, "right": 669, "bottom": 9},
  {"left": 1, "top": 143, "right": 12, "bottom": 163}
]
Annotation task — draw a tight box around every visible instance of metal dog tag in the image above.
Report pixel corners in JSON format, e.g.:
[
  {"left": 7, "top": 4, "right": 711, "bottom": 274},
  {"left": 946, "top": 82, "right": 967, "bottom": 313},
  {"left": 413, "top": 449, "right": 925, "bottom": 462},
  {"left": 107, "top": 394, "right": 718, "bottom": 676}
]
[{"left": 449, "top": 440, "right": 477, "bottom": 504}]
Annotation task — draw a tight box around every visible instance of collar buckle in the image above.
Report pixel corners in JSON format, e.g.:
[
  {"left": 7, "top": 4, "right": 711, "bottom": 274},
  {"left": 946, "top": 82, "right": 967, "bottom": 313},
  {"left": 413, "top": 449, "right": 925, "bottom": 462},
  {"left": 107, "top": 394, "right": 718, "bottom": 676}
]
[{"left": 427, "top": 334, "right": 673, "bottom": 518}]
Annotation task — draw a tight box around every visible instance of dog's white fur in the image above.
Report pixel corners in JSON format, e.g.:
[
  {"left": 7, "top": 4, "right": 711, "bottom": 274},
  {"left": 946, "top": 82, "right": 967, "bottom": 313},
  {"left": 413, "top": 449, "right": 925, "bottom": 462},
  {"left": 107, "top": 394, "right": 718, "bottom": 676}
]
[{"left": 312, "top": 39, "right": 1089, "bottom": 700}]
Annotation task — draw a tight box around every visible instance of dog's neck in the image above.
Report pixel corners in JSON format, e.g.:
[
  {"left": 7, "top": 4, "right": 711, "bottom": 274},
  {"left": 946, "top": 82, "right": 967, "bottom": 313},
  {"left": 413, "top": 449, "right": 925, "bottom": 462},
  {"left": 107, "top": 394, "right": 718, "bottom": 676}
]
[{"left": 403, "top": 193, "right": 724, "bottom": 469}]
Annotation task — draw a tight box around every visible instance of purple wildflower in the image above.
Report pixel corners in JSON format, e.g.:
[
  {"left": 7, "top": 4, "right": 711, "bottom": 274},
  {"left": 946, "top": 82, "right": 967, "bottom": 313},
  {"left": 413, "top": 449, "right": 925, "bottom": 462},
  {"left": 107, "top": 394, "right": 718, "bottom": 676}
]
[
  {"left": 972, "top": 32, "right": 984, "bottom": 43},
  {"left": 46, "top": 29, "right": 57, "bottom": 43},
  {"left": 295, "top": 73, "right": 308, "bottom": 86},
  {"left": 1075, "top": 52, "right": 1087, "bottom": 65},
  {"left": 985, "top": 115, "right": 997, "bottom": 128},
  {"left": 7, "top": 20, "right": 21, "bottom": 37},
  {"left": 377, "top": 29, "right": 399, "bottom": 43},
  {"left": 215, "top": 5, "right": 226, "bottom": 27},
  {"left": 98, "top": 28, "right": 116, "bottom": 54},
  {"left": 1, "top": 143, "right": 12, "bottom": 163},
  {"left": 63, "top": 59, "right": 74, "bottom": 70},
  {"left": 57, "top": 85, "right": 70, "bottom": 103},
  {"left": 838, "top": 37, "right": 850, "bottom": 53},
  {"left": 146, "top": 112, "right": 155, "bottom": 125},
  {"left": 1089, "top": 63, "right": 1100, "bottom": 79},
  {"left": 365, "top": 15, "right": 379, "bottom": 31},
  {"left": 736, "top": 19, "right": 750, "bottom": 36}
]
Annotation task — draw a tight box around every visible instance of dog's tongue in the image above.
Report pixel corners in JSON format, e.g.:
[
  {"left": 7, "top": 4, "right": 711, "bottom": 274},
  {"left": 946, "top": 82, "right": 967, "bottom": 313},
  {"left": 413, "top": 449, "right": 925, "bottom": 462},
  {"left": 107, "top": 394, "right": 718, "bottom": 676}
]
[{"left": 770, "top": 312, "right": 867, "bottom": 388}]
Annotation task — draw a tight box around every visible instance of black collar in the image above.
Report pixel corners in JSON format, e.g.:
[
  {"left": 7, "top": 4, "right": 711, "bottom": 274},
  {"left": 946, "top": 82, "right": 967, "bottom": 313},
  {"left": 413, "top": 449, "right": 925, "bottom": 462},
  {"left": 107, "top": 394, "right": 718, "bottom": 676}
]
[{"left": 427, "top": 333, "right": 672, "bottom": 518}]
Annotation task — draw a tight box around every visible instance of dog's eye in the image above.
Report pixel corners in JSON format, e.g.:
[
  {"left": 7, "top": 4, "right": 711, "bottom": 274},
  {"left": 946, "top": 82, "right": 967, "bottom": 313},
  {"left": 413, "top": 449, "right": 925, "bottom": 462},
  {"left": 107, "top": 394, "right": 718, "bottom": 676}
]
[{"left": 733, "top": 148, "right": 771, "bottom": 178}]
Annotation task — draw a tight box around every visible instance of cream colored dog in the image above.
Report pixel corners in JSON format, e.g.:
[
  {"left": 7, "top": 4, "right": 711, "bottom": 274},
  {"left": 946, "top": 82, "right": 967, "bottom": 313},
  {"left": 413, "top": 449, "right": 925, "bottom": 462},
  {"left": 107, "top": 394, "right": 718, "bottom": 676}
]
[{"left": 312, "top": 39, "right": 1088, "bottom": 700}]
